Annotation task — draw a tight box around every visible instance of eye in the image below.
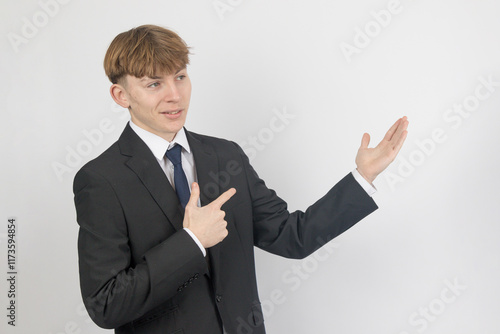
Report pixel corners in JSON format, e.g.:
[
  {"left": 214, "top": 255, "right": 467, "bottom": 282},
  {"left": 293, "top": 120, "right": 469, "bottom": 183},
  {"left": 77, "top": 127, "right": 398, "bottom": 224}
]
[
  {"left": 176, "top": 74, "right": 186, "bottom": 81},
  {"left": 148, "top": 82, "right": 160, "bottom": 88}
]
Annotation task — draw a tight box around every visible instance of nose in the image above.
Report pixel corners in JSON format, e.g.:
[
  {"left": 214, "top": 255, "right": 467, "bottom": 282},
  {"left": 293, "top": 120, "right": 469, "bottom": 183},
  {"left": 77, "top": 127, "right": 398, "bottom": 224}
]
[{"left": 163, "top": 80, "right": 180, "bottom": 103}]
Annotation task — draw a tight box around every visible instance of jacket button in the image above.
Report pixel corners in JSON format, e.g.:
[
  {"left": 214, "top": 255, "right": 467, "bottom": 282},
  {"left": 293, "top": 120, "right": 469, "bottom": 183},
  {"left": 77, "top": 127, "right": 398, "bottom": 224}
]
[{"left": 216, "top": 295, "right": 222, "bottom": 303}]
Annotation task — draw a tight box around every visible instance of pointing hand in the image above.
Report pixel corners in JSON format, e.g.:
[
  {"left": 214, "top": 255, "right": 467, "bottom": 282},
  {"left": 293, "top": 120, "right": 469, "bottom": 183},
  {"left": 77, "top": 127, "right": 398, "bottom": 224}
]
[{"left": 183, "top": 182, "right": 236, "bottom": 248}]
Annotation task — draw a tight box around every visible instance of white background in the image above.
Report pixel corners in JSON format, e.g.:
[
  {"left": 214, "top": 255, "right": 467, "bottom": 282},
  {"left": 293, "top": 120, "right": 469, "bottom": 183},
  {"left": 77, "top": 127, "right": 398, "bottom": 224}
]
[{"left": 1, "top": 0, "right": 500, "bottom": 333}]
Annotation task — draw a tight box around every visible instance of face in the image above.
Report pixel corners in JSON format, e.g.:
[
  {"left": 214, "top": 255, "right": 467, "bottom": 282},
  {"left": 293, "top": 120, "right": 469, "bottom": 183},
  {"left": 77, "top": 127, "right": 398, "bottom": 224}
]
[{"left": 112, "top": 68, "right": 192, "bottom": 142}]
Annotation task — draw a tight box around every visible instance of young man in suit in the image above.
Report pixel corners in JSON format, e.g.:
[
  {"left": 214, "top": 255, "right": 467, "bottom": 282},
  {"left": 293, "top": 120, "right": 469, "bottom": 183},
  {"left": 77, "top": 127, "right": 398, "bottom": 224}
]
[{"left": 74, "top": 25, "right": 408, "bottom": 334}]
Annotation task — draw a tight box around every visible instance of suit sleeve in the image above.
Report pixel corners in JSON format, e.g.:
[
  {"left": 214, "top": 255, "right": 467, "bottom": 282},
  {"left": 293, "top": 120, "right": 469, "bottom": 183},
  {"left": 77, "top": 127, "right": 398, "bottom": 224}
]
[
  {"left": 74, "top": 167, "right": 207, "bottom": 329},
  {"left": 234, "top": 143, "right": 379, "bottom": 259}
]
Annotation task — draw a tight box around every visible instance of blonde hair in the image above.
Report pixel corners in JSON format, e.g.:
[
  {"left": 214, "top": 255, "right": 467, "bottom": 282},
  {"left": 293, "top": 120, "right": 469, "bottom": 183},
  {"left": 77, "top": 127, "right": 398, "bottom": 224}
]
[{"left": 104, "top": 25, "right": 190, "bottom": 84}]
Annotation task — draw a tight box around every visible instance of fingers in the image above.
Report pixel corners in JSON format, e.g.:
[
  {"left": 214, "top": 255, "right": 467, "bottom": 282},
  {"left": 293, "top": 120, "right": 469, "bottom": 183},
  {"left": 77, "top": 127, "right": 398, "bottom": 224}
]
[
  {"left": 186, "top": 182, "right": 200, "bottom": 208},
  {"left": 392, "top": 129, "right": 408, "bottom": 155},
  {"left": 390, "top": 117, "right": 409, "bottom": 148},
  {"left": 187, "top": 184, "right": 236, "bottom": 209},
  {"left": 384, "top": 116, "right": 409, "bottom": 144},
  {"left": 212, "top": 188, "right": 237, "bottom": 209},
  {"left": 383, "top": 117, "right": 402, "bottom": 142},
  {"left": 360, "top": 133, "right": 370, "bottom": 149}
]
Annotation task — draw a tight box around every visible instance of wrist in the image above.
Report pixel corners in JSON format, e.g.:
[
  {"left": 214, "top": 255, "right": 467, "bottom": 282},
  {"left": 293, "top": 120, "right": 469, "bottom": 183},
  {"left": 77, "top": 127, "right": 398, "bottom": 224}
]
[{"left": 356, "top": 168, "right": 376, "bottom": 184}]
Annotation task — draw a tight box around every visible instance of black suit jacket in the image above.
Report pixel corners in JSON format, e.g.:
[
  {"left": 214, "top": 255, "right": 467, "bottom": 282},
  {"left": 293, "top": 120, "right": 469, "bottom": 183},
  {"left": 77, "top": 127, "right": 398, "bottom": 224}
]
[{"left": 74, "top": 124, "right": 378, "bottom": 334}]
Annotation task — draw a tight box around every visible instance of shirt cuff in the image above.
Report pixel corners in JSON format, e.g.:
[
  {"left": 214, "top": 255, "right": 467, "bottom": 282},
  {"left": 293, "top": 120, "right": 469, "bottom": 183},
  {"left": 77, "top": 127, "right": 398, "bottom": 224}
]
[
  {"left": 184, "top": 228, "right": 207, "bottom": 257},
  {"left": 351, "top": 169, "right": 377, "bottom": 197}
]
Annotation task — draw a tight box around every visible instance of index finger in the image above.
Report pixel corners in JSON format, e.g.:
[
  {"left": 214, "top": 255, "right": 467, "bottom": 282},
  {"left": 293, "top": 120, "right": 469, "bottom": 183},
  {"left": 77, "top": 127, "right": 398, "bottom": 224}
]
[{"left": 212, "top": 188, "right": 237, "bottom": 208}]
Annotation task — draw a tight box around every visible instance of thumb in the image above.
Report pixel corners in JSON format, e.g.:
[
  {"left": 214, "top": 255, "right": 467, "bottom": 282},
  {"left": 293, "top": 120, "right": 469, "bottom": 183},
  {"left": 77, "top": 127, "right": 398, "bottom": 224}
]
[
  {"left": 360, "top": 133, "right": 370, "bottom": 149},
  {"left": 186, "top": 182, "right": 200, "bottom": 207}
]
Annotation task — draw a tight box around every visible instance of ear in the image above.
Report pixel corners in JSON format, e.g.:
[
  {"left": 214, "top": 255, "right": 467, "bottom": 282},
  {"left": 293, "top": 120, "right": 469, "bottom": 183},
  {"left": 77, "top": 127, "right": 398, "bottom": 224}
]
[{"left": 110, "top": 83, "right": 130, "bottom": 109}]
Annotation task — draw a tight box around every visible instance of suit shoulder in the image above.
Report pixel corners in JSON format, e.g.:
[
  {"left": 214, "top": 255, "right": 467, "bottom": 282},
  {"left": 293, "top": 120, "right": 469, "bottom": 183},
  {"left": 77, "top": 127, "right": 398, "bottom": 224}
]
[
  {"left": 74, "top": 141, "right": 122, "bottom": 181},
  {"left": 188, "top": 130, "right": 242, "bottom": 152}
]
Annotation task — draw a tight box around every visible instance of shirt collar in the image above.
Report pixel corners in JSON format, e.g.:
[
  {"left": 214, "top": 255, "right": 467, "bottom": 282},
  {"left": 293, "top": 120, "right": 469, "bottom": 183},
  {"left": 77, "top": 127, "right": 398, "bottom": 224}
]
[{"left": 129, "top": 121, "right": 191, "bottom": 161}]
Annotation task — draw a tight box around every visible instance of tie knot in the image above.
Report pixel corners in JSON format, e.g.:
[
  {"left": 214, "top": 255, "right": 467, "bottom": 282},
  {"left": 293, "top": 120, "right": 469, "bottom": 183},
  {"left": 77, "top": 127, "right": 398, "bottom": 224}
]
[{"left": 166, "top": 144, "right": 183, "bottom": 165}]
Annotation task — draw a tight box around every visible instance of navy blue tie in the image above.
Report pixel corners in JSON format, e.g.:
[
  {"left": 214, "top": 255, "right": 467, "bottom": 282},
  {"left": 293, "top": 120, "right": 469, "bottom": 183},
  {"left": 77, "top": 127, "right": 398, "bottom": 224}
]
[{"left": 166, "top": 144, "right": 190, "bottom": 208}]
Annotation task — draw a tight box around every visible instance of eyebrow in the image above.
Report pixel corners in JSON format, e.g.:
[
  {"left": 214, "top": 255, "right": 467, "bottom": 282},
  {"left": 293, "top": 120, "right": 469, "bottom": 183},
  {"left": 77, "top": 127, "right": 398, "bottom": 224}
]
[
  {"left": 140, "top": 76, "right": 162, "bottom": 82},
  {"left": 174, "top": 67, "right": 186, "bottom": 75},
  {"left": 140, "top": 68, "right": 186, "bottom": 82}
]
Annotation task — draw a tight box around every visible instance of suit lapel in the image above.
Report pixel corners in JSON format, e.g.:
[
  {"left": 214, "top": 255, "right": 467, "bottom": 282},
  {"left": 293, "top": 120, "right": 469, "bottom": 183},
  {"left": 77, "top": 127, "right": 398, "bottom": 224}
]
[
  {"left": 186, "top": 130, "right": 220, "bottom": 205},
  {"left": 119, "top": 124, "right": 184, "bottom": 231},
  {"left": 119, "top": 125, "right": 225, "bottom": 286},
  {"left": 186, "top": 130, "right": 223, "bottom": 284}
]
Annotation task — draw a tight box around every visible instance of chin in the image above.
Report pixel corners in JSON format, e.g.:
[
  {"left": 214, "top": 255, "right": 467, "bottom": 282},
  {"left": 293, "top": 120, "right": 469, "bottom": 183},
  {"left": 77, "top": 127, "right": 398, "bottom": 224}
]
[{"left": 165, "top": 125, "right": 184, "bottom": 135}]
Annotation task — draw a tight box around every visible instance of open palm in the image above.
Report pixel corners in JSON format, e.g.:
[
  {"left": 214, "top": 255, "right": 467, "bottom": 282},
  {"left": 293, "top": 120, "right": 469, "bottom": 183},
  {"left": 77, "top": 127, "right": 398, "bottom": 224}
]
[{"left": 355, "top": 116, "right": 409, "bottom": 184}]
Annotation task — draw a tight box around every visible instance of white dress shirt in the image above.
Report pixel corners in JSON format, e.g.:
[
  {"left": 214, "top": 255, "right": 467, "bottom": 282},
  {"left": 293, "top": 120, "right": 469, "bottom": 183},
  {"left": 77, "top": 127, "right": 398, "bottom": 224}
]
[
  {"left": 129, "top": 121, "right": 376, "bottom": 256},
  {"left": 129, "top": 121, "right": 206, "bottom": 256},
  {"left": 352, "top": 169, "right": 377, "bottom": 196}
]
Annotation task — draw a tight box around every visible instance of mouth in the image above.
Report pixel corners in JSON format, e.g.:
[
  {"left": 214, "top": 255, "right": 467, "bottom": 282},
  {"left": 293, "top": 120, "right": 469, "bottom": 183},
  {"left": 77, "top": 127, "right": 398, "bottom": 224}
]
[
  {"left": 159, "top": 109, "right": 185, "bottom": 119},
  {"left": 162, "top": 109, "right": 182, "bottom": 115}
]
